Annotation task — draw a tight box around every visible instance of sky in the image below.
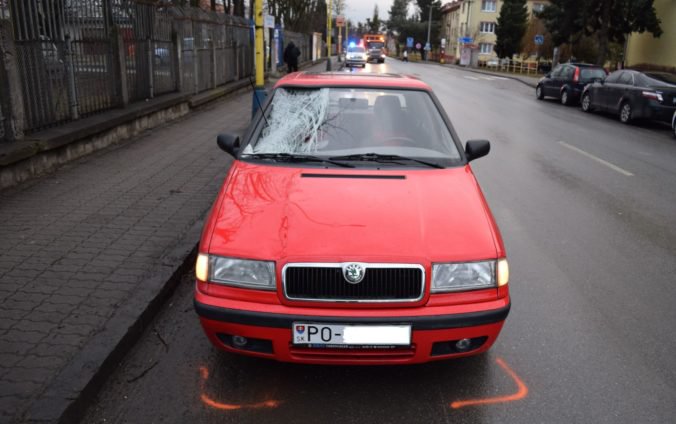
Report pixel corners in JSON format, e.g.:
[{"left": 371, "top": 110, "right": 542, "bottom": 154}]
[{"left": 343, "top": 0, "right": 414, "bottom": 27}]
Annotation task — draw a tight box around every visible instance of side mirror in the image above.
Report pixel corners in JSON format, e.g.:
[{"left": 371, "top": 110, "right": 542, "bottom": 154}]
[
  {"left": 217, "top": 133, "right": 241, "bottom": 156},
  {"left": 465, "top": 139, "right": 491, "bottom": 162}
]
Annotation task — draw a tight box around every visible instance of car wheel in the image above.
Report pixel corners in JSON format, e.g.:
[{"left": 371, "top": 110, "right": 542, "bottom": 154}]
[
  {"left": 536, "top": 85, "right": 544, "bottom": 100},
  {"left": 561, "top": 89, "right": 570, "bottom": 106},
  {"left": 581, "top": 93, "right": 593, "bottom": 112},
  {"left": 673, "top": 122, "right": 676, "bottom": 139},
  {"left": 620, "top": 102, "right": 633, "bottom": 124}
]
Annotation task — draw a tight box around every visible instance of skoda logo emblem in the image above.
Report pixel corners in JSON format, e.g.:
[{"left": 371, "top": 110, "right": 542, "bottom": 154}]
[{"left": 343, "top": 263, "right": 366, "bottom": 284}]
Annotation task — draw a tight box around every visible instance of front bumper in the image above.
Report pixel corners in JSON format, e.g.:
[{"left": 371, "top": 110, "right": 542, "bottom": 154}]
[
  {"left": 345, "top": 59, "right": 366, "bottom": 66},
  {"left": 194, "top": 296, "right": 510, "bottom": 365}
]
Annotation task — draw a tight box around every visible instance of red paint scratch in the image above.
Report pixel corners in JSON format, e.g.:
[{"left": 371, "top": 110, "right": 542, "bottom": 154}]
[{"left": 450, "top": 357, "right": 528, "bottom": 409}]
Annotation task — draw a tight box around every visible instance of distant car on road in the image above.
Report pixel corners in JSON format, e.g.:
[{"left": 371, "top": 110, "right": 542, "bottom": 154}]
[
  {"left": 581, "top": 70, "right": 676, "bottom": 125},
  {"left": 536, "top": 63, "right": 607, "bottom": 105},
  {"left": 345, "top": 46, "right": 367, "bottom": 68},
  {"left": 194, "top": 72, "right": 511, "bottom": 365}
]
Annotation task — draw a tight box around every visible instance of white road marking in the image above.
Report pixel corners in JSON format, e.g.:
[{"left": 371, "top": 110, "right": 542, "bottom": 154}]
[
  {"left": 558, "top": 141, "right": 634, "bottom": 176},
  {"left": 491, "top": 76, "right": 509, "bottom": 80},
  {"left": 463, "top": 76, "right": 480, "bottom": 80},
  {"left": 480, "top": 76, "right": 495, "bottom": 80}
]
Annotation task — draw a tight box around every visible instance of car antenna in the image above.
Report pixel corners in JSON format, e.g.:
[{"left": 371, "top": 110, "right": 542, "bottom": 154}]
[{"left": 248, "top": 77, "right": 269, "bottom": 127}]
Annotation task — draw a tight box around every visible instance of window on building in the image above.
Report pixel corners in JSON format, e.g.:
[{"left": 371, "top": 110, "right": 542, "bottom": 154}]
[
  {"left": 481, "top": 0, "right": 497, "bottom": 12},
  {"left": 479, "top": 22, "right": 496, "bottom": 33},
  {"left": 479, "top": 43, "right": 494, "bottom": 54},
  {"left": 532, "top": 3, "right": 545, "bottom": 13}
]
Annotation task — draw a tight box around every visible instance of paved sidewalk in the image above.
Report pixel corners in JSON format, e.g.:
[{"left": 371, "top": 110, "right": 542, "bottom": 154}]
[
  {"left": 0, "top": 57, "right": 335, "bottom": 424},
  {"left": 0, "top": 92, "right": 251, "bottom": 422}
]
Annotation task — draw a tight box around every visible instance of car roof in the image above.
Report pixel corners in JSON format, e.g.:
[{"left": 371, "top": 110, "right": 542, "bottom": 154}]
[{"left": 274, "top": 72, "right": 432, "bottom": 91}]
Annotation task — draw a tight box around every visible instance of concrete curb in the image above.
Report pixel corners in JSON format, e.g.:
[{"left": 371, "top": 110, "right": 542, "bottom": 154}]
[{"left": 24, "top": 220, "right": 203, "bottom": 424}]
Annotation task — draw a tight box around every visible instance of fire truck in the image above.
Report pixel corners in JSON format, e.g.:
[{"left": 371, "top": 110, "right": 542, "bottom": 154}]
[{"left": 363, "top": 33, "right": 387, "bottom": 63}]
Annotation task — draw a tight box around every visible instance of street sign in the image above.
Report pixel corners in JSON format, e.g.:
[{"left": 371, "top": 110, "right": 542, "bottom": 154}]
[
  {"left": 407, "top": 37, "right": 414, "bottom": 48},
  {"left": 424, "top": 42, "right": 431, "bottom": 51},
  {"left": 336, "top": 15, "right": 345, "bottom": 27},
  {"left": 264, "top": 15, "right": 275, "bottom": 29},
  {"left": 415, "top": 42, "right": 422, "bottom": 50},
  {"left": 534, "top": 34, "right": 544, "bottom": 45},
  {"left": 459, "top": 37, "right": 473, "bottom": 44},
  {"left": 441, "top": 38, "right": 446, "bottom": 48}
]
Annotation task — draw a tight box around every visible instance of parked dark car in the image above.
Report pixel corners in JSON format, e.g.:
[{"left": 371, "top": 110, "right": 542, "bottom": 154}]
[
  {"left": 581, "top": 70, "right": 676, "bottom": 125},
  {"left": 536, "top": 63, "right": 607, "bottom": 105},
  {"left": 672, "top": 110, "right": 676, "bottom": 138}
]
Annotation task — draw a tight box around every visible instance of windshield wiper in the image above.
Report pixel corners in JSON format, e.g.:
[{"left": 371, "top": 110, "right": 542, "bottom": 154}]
[
  {"left": 243, "top": 153, "right": 355, "bottom": 168},
  {"left": 328, "top": 153, "right": 445, "bottom": 169}
]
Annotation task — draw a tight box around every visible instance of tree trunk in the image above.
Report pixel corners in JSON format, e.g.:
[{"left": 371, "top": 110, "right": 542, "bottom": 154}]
[{"left": 596, "top": 0, "right": 612, "bottom": 66}]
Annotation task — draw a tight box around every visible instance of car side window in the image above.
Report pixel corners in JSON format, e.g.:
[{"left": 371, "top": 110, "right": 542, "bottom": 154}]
[
  {"left": 618, "top": 72, "right": 634, "bottom": 86},
  {"left": 563, "top": 66, "right": 575, "bottom": 79},
  {"left": 604, "top": 71, "right": 622, "bottom": 83},
  {"left": 550, "top": 65, "right": 563, "bottom": 77}
]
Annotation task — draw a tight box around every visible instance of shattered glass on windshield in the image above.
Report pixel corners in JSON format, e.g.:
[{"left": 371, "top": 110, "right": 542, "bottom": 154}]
[{"left": 249, "top": 89, "right": 330, "bottom": 154}]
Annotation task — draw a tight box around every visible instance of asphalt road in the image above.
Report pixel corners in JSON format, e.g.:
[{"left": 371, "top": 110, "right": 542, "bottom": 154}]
[{"left": 82, "top": 60, "right": 676, "bottom": 423}]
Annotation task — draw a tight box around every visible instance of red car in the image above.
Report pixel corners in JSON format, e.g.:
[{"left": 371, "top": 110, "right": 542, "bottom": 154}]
[{"left": 194, "top": 72, "right": 510, "bottom": 365}]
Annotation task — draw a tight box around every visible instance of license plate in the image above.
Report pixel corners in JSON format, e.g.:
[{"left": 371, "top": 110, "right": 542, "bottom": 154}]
[{"left": 292, "top": 323, "right": 411, "bottom": 347}]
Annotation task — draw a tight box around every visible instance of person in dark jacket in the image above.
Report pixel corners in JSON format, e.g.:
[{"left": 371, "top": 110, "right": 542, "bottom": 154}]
[{"left": 284, "top": 42, "right": 301, "bottom": 73}]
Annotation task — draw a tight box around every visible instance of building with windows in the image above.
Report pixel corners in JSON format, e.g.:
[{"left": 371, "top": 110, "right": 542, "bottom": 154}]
[
  {"left": 441, "top": 0, "right": 549, "bottom": 64},
  {"left": 624, "top": 0, "right": 675, "bottom": 71}
]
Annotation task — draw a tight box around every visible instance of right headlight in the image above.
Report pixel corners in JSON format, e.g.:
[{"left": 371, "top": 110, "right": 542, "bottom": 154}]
[
  {"left": 195, "top": 254, "right": 276, "bottom": 291},
  {"left": 431, "top": 259, "right": 508, "bottom": 293}
]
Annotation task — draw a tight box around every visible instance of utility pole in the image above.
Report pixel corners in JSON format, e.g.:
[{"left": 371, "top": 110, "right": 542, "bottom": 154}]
[
  {"left": 326, "top": 0, "right": 333, "bottom": 70},
  {"left": 425, "top": 4, "right": 433, "bottom": 62},
  {"left": 252, "top": 0, "right": 265, "bottom": 116}
]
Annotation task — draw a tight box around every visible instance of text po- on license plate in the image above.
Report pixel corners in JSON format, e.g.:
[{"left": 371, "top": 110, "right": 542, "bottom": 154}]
[{"left": 292, "top": 323, "right": 411, "bottom": 347}]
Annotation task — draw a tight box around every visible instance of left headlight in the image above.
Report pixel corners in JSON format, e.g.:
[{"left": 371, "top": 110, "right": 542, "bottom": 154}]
[
  {"left": 431, "top": 259, "right": 508, "bottom": 293},
  {"left": 195, "top": 254, "right": 276, "bottom": 291}
]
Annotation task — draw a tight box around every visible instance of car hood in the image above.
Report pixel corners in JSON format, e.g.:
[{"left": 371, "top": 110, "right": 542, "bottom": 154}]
[{"left": 206, "top": 162, "right": 501, "bottom": 263}]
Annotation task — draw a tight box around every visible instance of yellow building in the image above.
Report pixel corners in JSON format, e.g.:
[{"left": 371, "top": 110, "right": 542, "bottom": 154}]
[
  {"left": 441, "top": 0, "right": 548, "bottom": 63},
  {"left": 625, "top": 0, "right": 676, "bottom": 71}
]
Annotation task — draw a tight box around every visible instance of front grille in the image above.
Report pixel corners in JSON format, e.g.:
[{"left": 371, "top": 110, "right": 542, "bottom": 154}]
[{"left": 284, "top": 265, "right": 424, "bottom": 302}]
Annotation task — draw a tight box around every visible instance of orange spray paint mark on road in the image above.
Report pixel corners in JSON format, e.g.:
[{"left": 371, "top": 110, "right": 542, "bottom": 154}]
[
  {"left": 199, "top": 366, "right": 282, "bottom": 411},
  {"left": 450, "top": 357, "right": 528, "bottom": 409}
]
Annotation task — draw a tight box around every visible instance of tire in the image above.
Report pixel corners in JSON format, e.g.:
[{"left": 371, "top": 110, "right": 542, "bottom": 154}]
[
  {"left": 561, "top": 89, "right": 571, "bottom": 106},
  {"left": 581, "top": 92, "right": 593, "bottom": 113},
  {"left": 672, "top": 122, "right": 676, "bottom": 139},
  {"left": 536, "top": 85, "right": 544, "bottom": 100},
  {"left": 620, "top": 101, "right": 633, "bottom": 124}
]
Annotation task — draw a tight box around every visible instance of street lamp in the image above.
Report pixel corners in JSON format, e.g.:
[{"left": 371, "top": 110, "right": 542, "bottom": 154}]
[{"left": 425, "top": 4, "right": 440, "bottom": 62}]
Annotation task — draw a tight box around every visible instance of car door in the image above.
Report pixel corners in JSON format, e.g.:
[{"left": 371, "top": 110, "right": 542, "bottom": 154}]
[
  {"left": 610, "top": 72, "right": 635, "bottom": 111},
  {"left": 544, "top": 65, "right": 564, "bottom": 97},
  {"left": 598, "top": 71, "right": 622, "bottom": 111}
]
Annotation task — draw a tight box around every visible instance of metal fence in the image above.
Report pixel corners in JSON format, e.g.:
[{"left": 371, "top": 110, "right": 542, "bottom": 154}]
[
  {"left": 3, "top": 0, "right": 256, "bottom": 136},
  {"left": 172, "top": 7, "right": 251, "bottom": 95}
]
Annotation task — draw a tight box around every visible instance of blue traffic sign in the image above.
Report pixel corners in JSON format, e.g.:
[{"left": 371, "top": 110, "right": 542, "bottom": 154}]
[
  {"left": 406, "top": 37, "right": 414, "bottom": 48},
  {"left": 459, "top": 37, "right": 473, "bottom": 44},
  {"left": 534, "top": 34, "right": 544, "bottom": 45}
]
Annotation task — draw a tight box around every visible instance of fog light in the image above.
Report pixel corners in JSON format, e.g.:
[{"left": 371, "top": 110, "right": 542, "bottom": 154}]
[
  {"left": 455, "top": 338, "right": 472, "bottom": 351},
  {"left": 232, "top": 335, "right": 248, "bottom": 347}
]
